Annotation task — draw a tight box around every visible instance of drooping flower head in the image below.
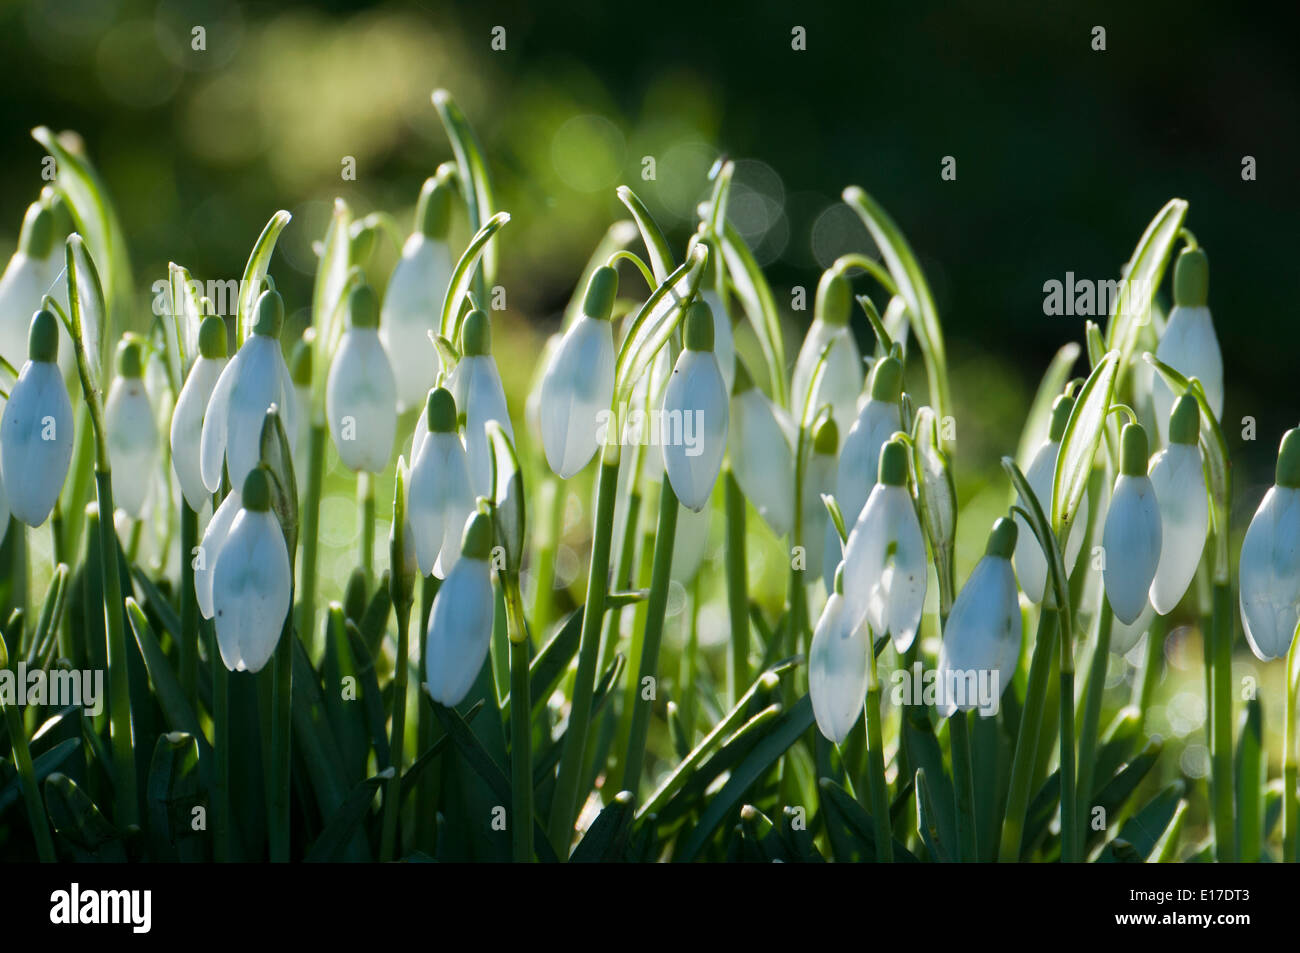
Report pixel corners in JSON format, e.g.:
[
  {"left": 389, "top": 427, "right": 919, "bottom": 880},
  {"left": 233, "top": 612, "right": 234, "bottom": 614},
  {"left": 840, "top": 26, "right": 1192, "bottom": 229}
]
[
  {"left": 425, "top": 511, "right": 496, "bottom": 707},
  {"left": 661, "top": 299, "right": 729, "bottom": 512},
  {"left": 836, "top": 354, "right": 903, "bottom": 534},
  {"left": 408, "top": 386, "right": 474, "bottom": 577},
  {"left": 1153, "top": 246, "right": 1223, "bottom": 443},
  {"left": 791, "top": 270, "right": 863, "bottom": 447},
  {"left": 1239, "top": 428, "right": 1300, "bottom": 661},
  {"left": 171, "top": 315, "right": 228, "bottom": 512},
  {"left": 327, "top": 283, "right": 398, "bottom": 473},
  {"left": 104, "top": 335, "right": 160, "bottom": 519},
  {"left": 810, "top": 564, "right": 871, "bottom": 744},
  {"left": 730, "top": 356, "right": 794, "bottom": 537},
  {"left": 1014, "top": 395, "right": 1088, "bottom": 602},
  {"left": 454, "top": 309, "right": 514, "bottom": 500},
  {"left": 1102, "top": 422, "right": 1162, "bottom": 624},
  {"left": 1148, "top": 395, "right": 1208, "bottom": 614},
  {"left": 0, "top": 199, "right": 61, "bottom": 373}
]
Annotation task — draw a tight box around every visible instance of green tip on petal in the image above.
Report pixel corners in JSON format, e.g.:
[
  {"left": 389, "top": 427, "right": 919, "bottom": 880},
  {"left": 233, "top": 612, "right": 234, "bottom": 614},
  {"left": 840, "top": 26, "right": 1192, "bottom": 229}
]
[
  {"left": 461, "top": 309, "right": 491, "bottom": 356},
  {"left": 242, "top": 467, "right": 272, "bottom": 512},
  {"left": 461, "top": 511, "right": 493, "bottom": 560},
  {"left": 416, "top": 178, "right": 452, "bottom": 239},
  {"left": 289, "top": 336, "right": 311, "bottom": 385},
  {"left": 1173, "top": 247, "right": 1209, "bottom": 307},
  {"left": 1048, "top": 394, "right": 1074, "bottom": 442},
  {"left": 582, "top": 266, "right": 618, "bottom": 321},
  {"left": 28, "top": 309, "right": 59, "bottom": 363},
  {"left": 985, "top": 516, "right": 1017, "bottom": 559},
  {"left": 813, "top": 416, "right": 838, "bottom": 455},
  {"left": 1120, "top": 422, "right": 1149, "bottom": 477},
  {"left": 732, "top": 356, "right": 755, "bottom": 395},
  {"left": 426, "top": 387, "right": 457, "bottom": 433},
  {"left": 116, "top": 335, "right": 145, "bottom": 378},
  {"left": 868, "top": 355, "right": 903, "bottom": 403},
  {"left": 199, "top": 315, "right": 229, "bottom": 360},
  {"left": 1168, "top": 393, "right": 1200, "bottom": 445},
  {"left": 18, "top": 201, "right": 55, "bottom": 260},
  {"left": 1276, "top": 428, "right": 1300, "bottom": 489},
  {"left": 348, "top": 284, "right": 379, "bottom": 329},
  {"left": 816, "top": 271, "right": 850, "bottom": 327},
  {"left": 878, "top": 439, "right": 908, "bottom": 486},
  {"left": 684, "top": 300, "right": 714, "bottom": 352},
  {"left": 252, "top": 289, "right": 285, "bottom": 338}
]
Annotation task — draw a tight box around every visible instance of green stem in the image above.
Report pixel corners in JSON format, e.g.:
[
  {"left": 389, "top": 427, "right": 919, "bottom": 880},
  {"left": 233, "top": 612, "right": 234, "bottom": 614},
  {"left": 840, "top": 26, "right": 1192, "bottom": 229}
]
[
  {"left": 1135, "top": 614, "right": 1167, "bottom": 722},
  {"left": 359, "top": 471, "right": 375, "bottom": 587},
  {"left": 268, "top": 613, "right": 293, "bottom": 861},
  {"left": 1283, "top": 638, "right": 1298, "bottom": 864},
  {"left": 724, "top": 468, "right": 748, "bottom": 705},
  {"left": 211, "top": 620, "right": 231, "bottom": 862},
  {"left": 620, "top": 478, "right": 679, "bottom": 795},
  {"left": 1074, "top": 597, "right": 1113, "bottom": 858},
  {"left": 414, "top": 573, "right": 439, "bottom": 851},
  {"left": 998, "top": 608, "right": 1057, "bottom": 862},
  {"left": 1211, "top": 579, "right": 1235, "bottom": 861},
  {"left": 298, "top": 422, "right": 326, "bottom": 657},
  {"left": 180, "top": 502, "right": 199, "bottom": 709},
  {"left": 527, "top": 477, "right": 561, "bottom": 639},
  {"left": 504, "top": 574, "right": 533, "bottom": 862},
  {"left": 1058, "top": 620, "right": 1077, "bottom": 863},
  {"left": 95, "top": 469, "right": 137, "bottom": 829},
  {"left": 0, "top": 649, "right": 55, "bottom": 861},
  {"left": 546, "top": 452, "right": 620, "bottom": 854},
  {"left": 948, "top": 710, "right": 976, "bottom": 862},
  {"left": 597, "top": 478, "right": 642, "bottom": 677},
  {"left": 865, "top": 645, "right": 892, "bottom": 862},
  {"left": 380, "top": 593, "right": 413, "bottom": 862}
]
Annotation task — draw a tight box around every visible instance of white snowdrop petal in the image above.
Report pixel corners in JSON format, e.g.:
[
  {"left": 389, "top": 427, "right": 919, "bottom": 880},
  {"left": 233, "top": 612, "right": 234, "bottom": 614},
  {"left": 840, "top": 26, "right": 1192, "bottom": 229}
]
[
  {"left": 105, "top": 380, "right": 159, "bottom": 518},
  {"left": 0, "top": 257, "right": 46, "bottom": 370},
  {"left": 835, "top": 399, "right": 901, "bottom": 528},
  {"left": 461, "top": 356, "right": 514, "bottom": 500},
  {"left": 379, "top": 235, "right": 451, "bottom": 411},
  {"left": 809, "top": 593, "right": 870, "bottom": 743},
  {"left": 0, "top": 361, "right": 74, "bottom": 526},
  {"left": 792, "top": 320, "right": 862, "bottom": 446},
  {"left": 425, "top": 557, "right": 495, "bottom": 706},
  {"left": 327, "top": 328, "right": 398, "bottom": 472},
  {"left": 212, "top": 508, "right": 290, "bottom": 673},
  {"left": 199, "top": 347, "right": 239, "bottom": 493},
  {"left": 171, "top": 356, "right": 226, "bottom": 511},
  {"left": 1153, "top": 305, "right": 1223, "bottom": 443},
  {"left": 539, "top": 315, "right": 615, "bottom": 479},
  {"left": 1239, "top": 486, "right": 1300, "bottom": 661},
  {"left": 661, "top": 349, "right": 728, "bottom": 511},
  {"left": 1102, "top": 474, "right": 1162, "bottom": 624},
  {"left": 936, "top": 556, "right": 1021, "bottom": 716},
  {"left": 701, "top": 289, "right": 735, "bottom": 394},
  {"left": 1013, "top": 440, "right": 1086, "bottom": 603},
  {"left": 1148, "top": 443, "right": 1209, "bottom": 614},
  {"left": 196, "top": 491, "right": 241, "bottom": 620},
  {"left": 841, "top": 483, "right": 927, "bottom": 651},
  {"left": 730, "top": 388, "right": 794, "bottom": 537}
]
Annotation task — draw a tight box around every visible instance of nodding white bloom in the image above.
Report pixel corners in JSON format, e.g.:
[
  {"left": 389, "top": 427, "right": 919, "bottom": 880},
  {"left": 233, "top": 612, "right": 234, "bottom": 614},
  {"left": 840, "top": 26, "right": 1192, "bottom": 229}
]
[
  {"left": 836, "top": 355, "right": 903, "bottom": 533},
  {"left": 1148, "top": 395, "right": 1209, "bottom": 614},
  {"left": 791, "top": 272, "right": 863, "bottom": 450},
  {"left": 380, "top": 179, "right": 454, "bottom": 412},
  {"left": 840, "top": 439, "right": 927, "bottom": 652},
  {"left": 700, "top": 286, "right": 735, "bottom": 394},
  {"left": 425, "top": 512, "right": 496, "bottom": 706},
  {"left": 174, "top": 318, "right": 230, "bottom": 510},
  {"left": 936, "top": 518, "right": 1022, "bottom": 717},
  {"left": 661, "top": 300, "right": 728, "bottom": 512},
  {"left": 0, "top": 199, "right": 64, "bottom": 373},
  {"left": 1153, "top": 247, "right": 1223, "bottom": 443},
  {"left": 539, "top": 266, "right": 617, "bottom": 479},
  {"left": 408, "top": 387, "right": 474, "bottom": 576},
  {"left": 1102, "top": 423, "right": 1162, "bottom": 624},
  {"left": 1014, "top": 395, "right": 1088, "bottom": 602},
  {"left": 104, "top": 336, "right": 160, "bottom": 519},
  {"left": 211, "top": 469, "right": 291, "bottom": 673},
  {"left": 0, "top": 310, "right": 74, "bottom": 527},
  {"left": 200, "top": 290, "right": 296, "bottom": 495},
  {"left": 452, "top": 309, "right": 514, "bottom": 500},
  {"left": 799, "top": 417, "right": 838, "bottom": 587},
  {"left": 196, "top": 489, "right": 241, "bottom": 620},
  {"left": 327, "top": 284, "right": 398, "bottom": 473},
  {"left": 730, "top": 358, "right": 794, "bottom": 537},
  {"left": 1239, "top": 428, "right": 1300, "bottom": 661},
  {"left": 809, "top": 566, "right": 870, "bottom": 744}
]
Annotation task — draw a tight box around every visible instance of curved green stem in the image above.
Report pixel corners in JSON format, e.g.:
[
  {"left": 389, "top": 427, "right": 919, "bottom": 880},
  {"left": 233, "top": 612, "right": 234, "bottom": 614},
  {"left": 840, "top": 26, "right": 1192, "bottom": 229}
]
[
  {"left": 358, "top": 471, "right": 375, "bottom": 588},
  {"left": 380, "top": 595, "right": 412, "bottom": 861},
  {"left": 1059, "top": 620, "right": 1078, "bottom": 863},
  {"left": 268, "top": 610, "right": 293, "bottom": 861},
  {"left": 180, "top": 502, "right": 199, "bottom": 708},
  {"left": 504, "top": 574, "right": 533, "bottom": 862},
  {"left": 0, "top": 641, "right": 55, "bottom": 861},
  {"left": 865, "top": 645, "right": 892, "bottom": 862},
  {"left": 1283, "top": 638, "right": 1298, "bottom": 863},
  {"left": 1211, "top": 579, "right": 1236, "bottom": 861},
  {"left": 298, "top": 422, "right": 326, "bottom": 657},
  {"left": 1074, "top": 597, "right": 1113, "bottom": 858},
  {"left": 999, "top": 608, "right": 1058, "bottom": 861},
  {"left": 724, "top": 468, "right": 749, "bottom": 705}
]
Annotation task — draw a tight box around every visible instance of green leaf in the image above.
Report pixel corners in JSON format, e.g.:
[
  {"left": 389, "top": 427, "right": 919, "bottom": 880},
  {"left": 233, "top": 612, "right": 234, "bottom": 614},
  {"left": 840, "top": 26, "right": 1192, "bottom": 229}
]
[
  {"left": 1015, "top": 341, "right": 1081, "bottom": 471},
  {"left": 290, "top": 636, "right": 352, "bottom": 820},
  {"left": 25, "top": 563, "right": 70, "bottom": 668},
  {"left": 0, "top": 738, "right": 80, "bottom": 815},
  {"left": 500, "top": 607, "right": 582, "bottom": 721},
  {"left": 1103, "top": 198, "right": 1188, "bottom": 368},
  {"left": 259, "top": 407, "right": 299, "bottom": 565},
  {"left": 899, "top": 707, "right": 957, "bottom": 854},
  {"left": 915, "top": 767, "right": 952, "bottom": 862},
  {"left": 146, "top": 731, "right": 204, "bottom": 862},
  {"left": 841, "top": 186, "right": 950, "bottom": 435},
  {"left": 432, "top": 89, "right": 498, "bottom": 285},
  {"left": 820, "top": 777, "right": 920, "bottom": 863},
  {"left": 343, "top": 617, "right": 390, "bottom": 770},
  {"left": 1096, "top": 781, "right": 1186, "bottom": 862},
  {"left": 570, "top": 790, "right": 636, "bottom": 862},
  {"left": 64, "top": 234, "right": 109, "bottom": 390},
  {"left": 1002, "top": 458, "right": 1070, "bottom": 625},
  {"left": 616, "top": 185, "right": 674, "bottom": 282},
  {"left": 1052, "top": 350, "right": 1118, "bottom": 537},
  {"left": 719, "top": 221, "right": 788, "bottom": 407},
  {"left": 485, "top": 421, "right": 526, "bottom": 574},
  {"left": 43, "top": 772, "right": 126, "bottom": 861},
  {"left": 163, "top": 262, "right": 204, "bottom": 390},
  {"left": 613, "top": 245, "right": 708, "bottom": 407},
  {"left": 304, "top": 770, "right": 390, "bottom": 862},
  {"left": 912, "top": 407, "right": 956, "bottom": 602},
  {"left": 236, "top": 209, "right": 291, "bottom": 344},
  {"left": 439, "top": 211, "right": 512, "bottom": 344}
]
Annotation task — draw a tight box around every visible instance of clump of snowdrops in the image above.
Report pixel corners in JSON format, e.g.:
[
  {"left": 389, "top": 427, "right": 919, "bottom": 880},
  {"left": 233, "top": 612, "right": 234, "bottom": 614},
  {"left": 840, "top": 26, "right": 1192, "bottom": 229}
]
[{"left": 0, "top": 101, "right": 1293, "bottom": 863}]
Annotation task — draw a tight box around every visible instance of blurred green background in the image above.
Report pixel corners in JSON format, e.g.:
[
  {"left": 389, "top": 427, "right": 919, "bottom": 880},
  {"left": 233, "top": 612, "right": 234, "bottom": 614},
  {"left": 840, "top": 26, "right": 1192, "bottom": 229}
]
[{"left": 1, "top": 0, "right": 1296, "bottom": 816}]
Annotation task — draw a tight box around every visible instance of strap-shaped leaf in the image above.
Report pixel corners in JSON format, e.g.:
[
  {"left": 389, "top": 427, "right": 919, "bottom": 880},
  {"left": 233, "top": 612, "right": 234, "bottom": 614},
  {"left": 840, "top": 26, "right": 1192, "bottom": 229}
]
[
  {"left": 485, "top": 420, "right": 526, "bottom": 573},
  {"left": 913, "top": 406, "right": 956, "bottom": 603},
  {"left": 613, "top": 244, "right": 707, "bottom": 406},
  {"left": 439, "top": 211, "right": 512, "bottom": 344},
  {"left": 616, "top": 185, "right": 674, "bottom": 282},
  {"left": 1003, "top": 457, "right": 1071, "bottom": 632},
  {"left": 1052, "top": 350, "right": 1118, "bottom": 535},
  {"left": 432, "top": 89, "right": 498, "bottom": 285},
  {"left": 237, "top": 209, "right": 291, "bottom": 344},
  {"left": 64, "top": 235, "right": 109, "bottom": 394},
  {"left": 1103, "top": 198, "right": 1188, "bottom": 367},
  {"left": 720, "top": 221, "right": 788, "bottom": 407},
  {"left": 259, "top": 406, "right": 299, "bottom": 566}
]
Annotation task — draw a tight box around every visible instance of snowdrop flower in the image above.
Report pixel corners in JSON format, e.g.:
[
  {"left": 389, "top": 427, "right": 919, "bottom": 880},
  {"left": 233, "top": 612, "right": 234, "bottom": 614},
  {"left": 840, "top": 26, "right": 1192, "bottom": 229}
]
[
  {"left": 380, "top": 179, "right": 454, "bottom": 412},
  {"left": 729, "top": 357, "right": 794, "bottom": 536},
  {"left": 791, "top": 272, "right": 863, "bottom": 449},
  {"left": 661, "top": 300, "right": 728, "bottom": 512},
  {"left": 171, "top": 317, "right": 229, "bottom": 511},
  {"left": 327, "top": 284, "right": 398, "bottom": 473},
  {"left": 1013, "top": 395, "right": 1089, "bottom": 602},
  {"left": 425, "top": 512, "right": 495, "bottom": 706},
  {"left": 452, "top": 309, "right": 514, "bottom": 500},
  {"left": 211, "top": 468, "right": 291, "bottom": 673},
  {"left": 407, "top": 387, "right": 474, "bottom": 576},
  {"left": 0, "top": 200, "right": 59, "bottom": 372},
  {"left": 797, "top": 416, "right": 837, "bottom": 587},
  {"left": 840, "top": 438, "right": 927, "bottom": 652},
  {"left": 936, "top": 518, "right": 1022, "bottom": 717},
  {"left": 1153, "top": 247, "right": 1223, "bottom": 444},
  {"left": 104, "top": 336, "right": 160, "bottom": 519},
  {"left": 1238, "top": 428, "right": 1300, "bottom": 661},
  {"left": 195, "top": 489, "right": 241, "bottom": 620},
  {"left": 1102, "top": 423, "right": 1162, "bottom": 624},
  {"left": 809, "top": 566, "right": 870, "bottom": 744},
  {"left": 200, "top": 290, "right": 296, "bottom": 495},
  {"left": 0, "top": 310, "right": 74, "bottom": 526},
  {"left": 1148, "top": 395, "right": 1208, "bottom": 614},
  {"left": 539, "top": 266, "right": 617, "bottom": 478},
  {"left": 836, "top": 355, "right": 903, "bottom": 532},
  {"left": 700, "top": 286, "right": 735, "bottom": 394}
]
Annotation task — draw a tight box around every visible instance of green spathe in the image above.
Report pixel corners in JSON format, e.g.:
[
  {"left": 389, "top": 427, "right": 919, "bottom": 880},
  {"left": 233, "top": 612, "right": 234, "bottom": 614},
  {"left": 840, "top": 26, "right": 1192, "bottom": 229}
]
[
  {"left": 684, "top": 300, "right": 714, "bottom": 352},
  {"left": 28, "top": 309, "right": 59, "bottom": 363},
  {"left": 816, "top": 271, "right": 851, "bottom": 327},
  {"left": 985, "top": 516, "right": 1017, "bottom": 559},
  {"left": 348, "top": 284, "right": 379, "bottom": 329},
  {"left": 582, "top": 265, "right": 618, "bottom": 321},
  {"left": 1168, "top": 393, "right": 1200, "bottom": 445},
  {"left": 199, "top": 315, "right": 229, "bottom": 360},
  {"left": 253, "top": 289, "right": 285, "bottom": 337},
  {"left": 878, "top": 439, "right": 908, "bottom": 486},
  {"left": 461, "top": 309, "right": 491, "bottom": 356},
  {"left": 426, "top": 386, "right": 457, "bottom": 433},
  {"left": 868, "top": 355, "right": 903, "bottom": 402},
  {"left": 1120, "top": 422, "right": 1149, "bottom": 477},
  {"left": 1173, "top": 246, "right": 1209, "bottom": 308},
  {"left": 1276, "top": 427, "right": 1300, "bottom": 489},
  {"left": 460, "top": 511, "right": 493, "bottom": 560}
]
